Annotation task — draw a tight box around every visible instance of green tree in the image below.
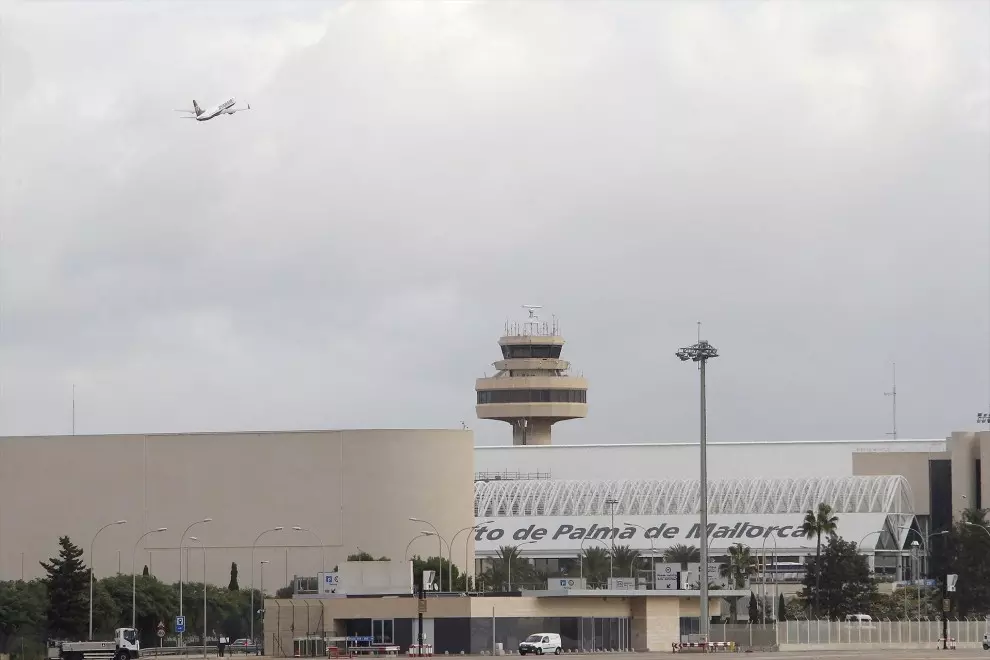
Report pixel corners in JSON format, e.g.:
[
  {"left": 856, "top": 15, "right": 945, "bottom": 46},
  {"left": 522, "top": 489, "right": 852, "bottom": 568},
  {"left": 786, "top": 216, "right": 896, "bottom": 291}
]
[
  {"left": 579, "top": 547, "right": 610, "bottom": 588},
  {"left": 800, "top": 535, "right": 875, "bottom": 619},
  {"left": 479, "top": 545, "right": 534, "bottom": 591},
  {"left": 719, "top": 543, "right": 757, "bottom": 621},
  {"left": 98, "top": 574, "right": 177, "bottom": 645},
  {"left": 275, "top": 585, "right": 293, "bottom": 598},
  {"left": 346, "top": 552, "right": 390, "bottom": 562},
  {"left": 410, "top": 556, "right": 463, "bottom": 591},
  {"left": 228, "top": 563, "right": 239, "bottom": 591},
  {"left": 748, "top": 592, "right": 759, "bottom": 622},
  {"left": 40, "top": 536, "right": 89, "bottom": 640},
  {"left": 801, "top": 503, "right": 839, "bottom": 616},
  {"left": 945, "top": 508, "right": 990, "bottom": 616},
  {"left": 870, "top": 585, "right": 941, "bottom": 620},
  {"left": 663, "top": 544, "right": 699, "bottom": 569},
  {"left": 777, "top": 593, "right": 787, "bottom": 622},
  {"left": 0, "top": 579, "right": 48, "bottom": 654},
  {"left": 609, "top": 546, "right": 640, "bottom": 578}
]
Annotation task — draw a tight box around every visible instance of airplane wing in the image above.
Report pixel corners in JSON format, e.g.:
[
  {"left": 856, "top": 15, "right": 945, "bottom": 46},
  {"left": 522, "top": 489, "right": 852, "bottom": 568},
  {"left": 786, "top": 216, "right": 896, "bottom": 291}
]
[
  {"left": 174, "top": 109, "right": 197, "bottom": 114},
  {"left": 226, "top": 103, "right": 252, "bottom": 114}
]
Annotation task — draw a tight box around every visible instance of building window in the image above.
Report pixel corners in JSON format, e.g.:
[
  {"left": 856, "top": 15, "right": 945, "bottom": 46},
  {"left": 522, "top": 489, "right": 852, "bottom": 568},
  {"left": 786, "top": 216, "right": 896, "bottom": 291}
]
[{"left": 477, "top": 390, "right": 587, "bottom": 405}]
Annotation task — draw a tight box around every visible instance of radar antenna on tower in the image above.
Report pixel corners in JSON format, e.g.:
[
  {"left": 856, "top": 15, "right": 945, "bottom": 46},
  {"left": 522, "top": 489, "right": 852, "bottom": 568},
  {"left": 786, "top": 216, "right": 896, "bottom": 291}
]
[{"left": 522, "top": 305, "right": 543, "bottom": 335}]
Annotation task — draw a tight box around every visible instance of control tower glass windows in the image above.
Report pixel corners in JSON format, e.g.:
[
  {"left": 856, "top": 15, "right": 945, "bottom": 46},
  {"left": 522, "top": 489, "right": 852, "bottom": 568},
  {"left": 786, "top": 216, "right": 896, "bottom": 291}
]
[
  {"left": 500, "top": 345, "right": 563, "bottom": 359},
  {"left": 477, "top": 389, "right": 587, "bottom": 404}
]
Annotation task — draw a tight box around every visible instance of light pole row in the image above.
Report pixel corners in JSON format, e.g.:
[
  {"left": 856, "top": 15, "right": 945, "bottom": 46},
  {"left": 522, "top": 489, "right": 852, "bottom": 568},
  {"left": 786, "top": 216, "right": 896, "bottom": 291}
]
[{"left": 89, "top": 519, "right": 328, "bottom": 646}]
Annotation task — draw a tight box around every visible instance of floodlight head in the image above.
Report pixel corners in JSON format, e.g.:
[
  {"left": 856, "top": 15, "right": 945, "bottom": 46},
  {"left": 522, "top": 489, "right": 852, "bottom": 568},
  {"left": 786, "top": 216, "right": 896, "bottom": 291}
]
[
  {"left": 292, "top": 526, "right": 303, "bottom": 531},
  {"left": 188, "top": 536, "right": 199, "bottom": 542},
  {"left": 203, "top": 518, "right": 213, "bottom": 523},
  {"left": 409, "top": 517, "right": 424, "bottom": 523},
  {"left": 260, "top": 560, "right": 270, "bottom": 565},
  {"left": 421, "top": 531, "right": 435, "bottom": 536},
  {"left": 273, "top": 526, "right": 284, "bottom": 531},
  {"left": 156, "top": 527, "right": 168, "bottom": 532},
  {"left": 114, "top": 520, "right": 127, "bottom": 525},
  {"left": 675, "top": 340, "right": 719, "bottom": 363}
]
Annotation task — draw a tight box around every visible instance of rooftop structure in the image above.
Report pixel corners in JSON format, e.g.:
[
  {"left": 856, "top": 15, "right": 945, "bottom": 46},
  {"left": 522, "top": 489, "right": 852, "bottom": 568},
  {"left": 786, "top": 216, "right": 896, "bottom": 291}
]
[
  {"left": 474, "top": 475, "right": 915, "bottom": 517},
  {"left": 475, "top": 306, "right": 587, "bottom": 445}
]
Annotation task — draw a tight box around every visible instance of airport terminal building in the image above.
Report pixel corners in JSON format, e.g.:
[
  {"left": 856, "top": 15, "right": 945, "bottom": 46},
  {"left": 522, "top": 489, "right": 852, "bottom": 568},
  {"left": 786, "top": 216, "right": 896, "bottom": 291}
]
[{"left": 2, "top": 312, "right": 990, "bottom": 652}]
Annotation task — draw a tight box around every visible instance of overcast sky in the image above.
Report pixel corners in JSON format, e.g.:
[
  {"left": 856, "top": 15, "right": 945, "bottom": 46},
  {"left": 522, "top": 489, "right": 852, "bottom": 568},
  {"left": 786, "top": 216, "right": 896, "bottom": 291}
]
[{"left": 1, "top": 0, "right": 988, "bottom": 445}]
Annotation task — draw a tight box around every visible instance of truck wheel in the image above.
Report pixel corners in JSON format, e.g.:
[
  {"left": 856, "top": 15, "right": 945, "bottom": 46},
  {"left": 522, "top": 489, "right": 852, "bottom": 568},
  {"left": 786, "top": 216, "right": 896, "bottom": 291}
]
[{"left": 114, "top": 649, "right": 130, "bottom": 660}]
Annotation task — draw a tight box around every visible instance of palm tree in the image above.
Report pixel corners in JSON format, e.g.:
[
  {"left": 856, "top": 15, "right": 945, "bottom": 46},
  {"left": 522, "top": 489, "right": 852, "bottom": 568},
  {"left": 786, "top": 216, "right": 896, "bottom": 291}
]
[
  {"left": 485, "top": 545, "right": 533, "bottom": 591},
  {"left": 610, "top": 545, "right": 641, "bottom": 578},
  {"left": 581, "top": 547, "right": 610, "bottom": 587},
  {"left": 801, "top": 502, "right": 839, "bottom": 616},
  {"left": 719, "top": 543, "right": 757, "bottom": 621},
  {"left": 663, "top": 544, "right": 700, "bottom": 569}
]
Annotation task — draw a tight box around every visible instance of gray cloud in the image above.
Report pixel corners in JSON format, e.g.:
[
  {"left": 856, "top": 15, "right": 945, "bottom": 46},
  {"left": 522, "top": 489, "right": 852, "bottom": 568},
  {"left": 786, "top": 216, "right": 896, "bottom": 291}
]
[{"left": 1, "top": 0, "right": 988, "bottom": 445}]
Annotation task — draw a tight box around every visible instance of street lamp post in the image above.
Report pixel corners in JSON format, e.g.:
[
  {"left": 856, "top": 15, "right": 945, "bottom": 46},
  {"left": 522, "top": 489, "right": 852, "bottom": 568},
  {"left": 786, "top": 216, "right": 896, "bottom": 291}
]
[
  {"left": 760, "top": 532, "right": 779, "bottom": 624},
  {"left": 259, "top": 559, "right": 270, "bottom": 651},
  {"left": 292, "top": 527, "right": 326, "bottom": 576},
  {"left": 90, "top": 520, "right": 126, "bottom": 639},
  {"left": 450, "top": 521, "right": 493, "bottom": 593},
  {"left": 186, "top": 537, "right": 208, "bottom": 660},
  {"left": 676, "top": 336, "right": 718, "bottom": 643},
  {"left": 405, "top": 532, "right": 433, "bottom": 561},
  {"left": 410, "top": 518, "right": 447, "bottom": 592},
  {"left": 179, "top": 519, "right": 212, "bottom": 647},
  {"left": 132, "top": 528, "right": 167, "bottom": 628},
  {"left": 508, "top": 540, "right": 537, "bottom": 592},
  {"left": 605, "top": 498, "right": 618, "bottom": 579},
  {"left": 250, "top": 527, "right": 284, "bottom": 645},
  {"left": 624, "top": 522, "right": 655, "bottom": 587},
  {"left": 578, "top": 537, "right": 610, "bottom": 583}
]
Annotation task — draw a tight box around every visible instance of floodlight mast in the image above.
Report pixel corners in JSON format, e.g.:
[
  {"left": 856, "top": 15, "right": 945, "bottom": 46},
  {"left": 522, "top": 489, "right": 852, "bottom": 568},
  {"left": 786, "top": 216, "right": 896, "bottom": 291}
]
[{"left": 675, "top": 338, "right": 719, "bottom": 644}]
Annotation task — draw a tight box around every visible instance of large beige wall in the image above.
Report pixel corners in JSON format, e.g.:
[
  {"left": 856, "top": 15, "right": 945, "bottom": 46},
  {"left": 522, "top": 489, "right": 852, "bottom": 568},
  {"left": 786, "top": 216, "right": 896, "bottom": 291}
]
[
  {"left": 851, "top": 450, "right": 940, "bottom": 515},
  {"left": 0, "top": 429, "right": 474, "bottom": 588}
]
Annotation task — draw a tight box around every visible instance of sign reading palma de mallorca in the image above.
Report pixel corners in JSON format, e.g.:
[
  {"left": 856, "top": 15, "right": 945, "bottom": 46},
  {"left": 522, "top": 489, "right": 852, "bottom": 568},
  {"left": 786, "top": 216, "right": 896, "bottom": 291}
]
[{"left": 473, "top": 514, "right": 891, "bottom": 554}]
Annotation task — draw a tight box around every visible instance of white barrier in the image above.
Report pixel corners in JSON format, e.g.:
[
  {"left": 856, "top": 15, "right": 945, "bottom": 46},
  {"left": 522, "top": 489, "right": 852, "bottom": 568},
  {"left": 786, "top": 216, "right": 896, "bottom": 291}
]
[{"left": 777, "top": 619, "right": 989, "bottom": 649}]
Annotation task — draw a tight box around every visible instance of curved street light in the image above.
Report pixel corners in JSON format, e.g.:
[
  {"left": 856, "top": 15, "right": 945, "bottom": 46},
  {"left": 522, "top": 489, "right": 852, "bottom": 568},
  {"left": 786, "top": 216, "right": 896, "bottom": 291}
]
[
  {"left": 405, "top": 532, "right": 434, "bottom": 561},
  {"left": 508, "top": 540, "right": 537, "bottom": 592},
  {"left": 450, "top": 520, "right": 494, "bottom": 593},
  {"left": 578, "top": 536, "right": 611, "bottom": 582},
  {"left": 90, "top": 520, "right": 126, "bottom": 639},
  {"left": 409, "top": 518, "right": 447, "bottom": 592},
  {"left": 623, "top": 522, "right": 655, "bottom": 586},
  {"left": 179, "top": 518, "right": 212, "bottom": 647},
  {"left": 292, "top": 526, "right": 326, "bottom": 576},
  {"left": 132, "top": 528, "right": 167, "bottom": 628},
  {"left": 187, "top": 537, "right": 207, "bottom": 659},
  {"left": 250, "top": 527, "right": 284, "bottom": 644}
]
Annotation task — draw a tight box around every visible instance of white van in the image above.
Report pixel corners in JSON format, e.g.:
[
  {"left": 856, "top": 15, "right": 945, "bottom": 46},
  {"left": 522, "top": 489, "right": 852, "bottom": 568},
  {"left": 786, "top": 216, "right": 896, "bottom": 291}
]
[{"left": 518, "top": 633, "right": 562, "bottom": 655}]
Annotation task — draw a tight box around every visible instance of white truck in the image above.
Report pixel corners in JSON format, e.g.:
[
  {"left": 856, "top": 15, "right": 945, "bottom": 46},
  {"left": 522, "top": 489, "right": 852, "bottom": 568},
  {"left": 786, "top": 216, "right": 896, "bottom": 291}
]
[{"left": 47, "top": 628, "right": 140, "bottom": 660}]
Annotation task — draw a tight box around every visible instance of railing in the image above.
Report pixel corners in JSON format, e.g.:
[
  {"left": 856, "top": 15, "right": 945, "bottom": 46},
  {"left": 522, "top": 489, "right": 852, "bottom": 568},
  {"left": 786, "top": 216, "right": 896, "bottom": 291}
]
[{"left": 777, "top": 618, "right": 990, "bottom": 648}]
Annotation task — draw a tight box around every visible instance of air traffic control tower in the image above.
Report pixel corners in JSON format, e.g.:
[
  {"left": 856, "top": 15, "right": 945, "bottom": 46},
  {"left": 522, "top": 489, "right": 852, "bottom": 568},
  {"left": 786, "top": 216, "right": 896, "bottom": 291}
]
[{"left": 475, "top": 306, "right": 588, "bottom": 445}]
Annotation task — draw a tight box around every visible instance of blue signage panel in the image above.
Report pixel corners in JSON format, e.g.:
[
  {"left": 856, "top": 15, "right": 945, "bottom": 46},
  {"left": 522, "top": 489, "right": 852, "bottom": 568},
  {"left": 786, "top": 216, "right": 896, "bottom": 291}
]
[{"left": 175, "top": 615, "right": 186, "bottom": 633}]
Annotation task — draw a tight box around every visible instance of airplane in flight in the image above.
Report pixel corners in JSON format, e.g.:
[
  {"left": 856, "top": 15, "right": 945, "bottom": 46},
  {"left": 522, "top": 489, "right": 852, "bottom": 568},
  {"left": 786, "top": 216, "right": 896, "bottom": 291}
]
[{"left": 175, "top": 97, "right": 251, "bottom": 121}]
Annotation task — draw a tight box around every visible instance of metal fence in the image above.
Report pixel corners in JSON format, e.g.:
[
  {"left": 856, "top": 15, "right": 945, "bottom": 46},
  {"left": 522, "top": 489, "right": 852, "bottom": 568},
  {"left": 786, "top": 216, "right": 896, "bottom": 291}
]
[{"left": 777, "top": 619, "right": 990, "bottom": 648}]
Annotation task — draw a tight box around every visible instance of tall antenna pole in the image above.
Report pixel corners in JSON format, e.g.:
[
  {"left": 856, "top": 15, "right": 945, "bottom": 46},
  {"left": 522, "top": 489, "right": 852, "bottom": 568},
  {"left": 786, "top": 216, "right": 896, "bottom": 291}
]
[
  {"left": 884, "top": 363, "right": 897, "bottom": 439},
  {"left": 72, "top": 384, "right": 76, "bottom": 436}
]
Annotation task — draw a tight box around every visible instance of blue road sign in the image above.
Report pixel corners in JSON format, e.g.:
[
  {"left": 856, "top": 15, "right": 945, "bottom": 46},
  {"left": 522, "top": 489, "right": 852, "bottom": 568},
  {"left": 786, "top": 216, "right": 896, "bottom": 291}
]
[{"left": 175, "top": 616, "right": 186, "bottom": 634}]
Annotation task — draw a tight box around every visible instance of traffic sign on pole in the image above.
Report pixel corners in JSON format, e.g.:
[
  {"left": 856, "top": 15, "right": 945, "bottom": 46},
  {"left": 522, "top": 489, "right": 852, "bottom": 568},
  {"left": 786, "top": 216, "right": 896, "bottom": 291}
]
[
  {"left": 175, "top": 615, "right": 186, "bottom": 634},
  {"left": 947, "top": 574, "right": 958, "bottom": 592},
  {"left": 157, "top": 628, "right": 166, "bottom": 638}
]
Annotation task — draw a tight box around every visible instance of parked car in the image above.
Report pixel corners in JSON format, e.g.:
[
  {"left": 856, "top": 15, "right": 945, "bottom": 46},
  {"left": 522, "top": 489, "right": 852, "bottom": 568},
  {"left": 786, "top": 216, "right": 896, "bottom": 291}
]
[
  {"left": 228, "top": 639, "right": 256, "bottom": 654},
  {"left": 518, "top": 633, "right": 561, "bottom": 655}
]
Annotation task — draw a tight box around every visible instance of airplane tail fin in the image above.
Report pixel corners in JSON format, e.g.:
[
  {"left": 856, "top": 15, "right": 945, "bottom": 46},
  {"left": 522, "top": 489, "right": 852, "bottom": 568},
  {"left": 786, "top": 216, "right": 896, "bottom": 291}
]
[{"left": 193, "top": 100, "right": 203, "bottom": 116}]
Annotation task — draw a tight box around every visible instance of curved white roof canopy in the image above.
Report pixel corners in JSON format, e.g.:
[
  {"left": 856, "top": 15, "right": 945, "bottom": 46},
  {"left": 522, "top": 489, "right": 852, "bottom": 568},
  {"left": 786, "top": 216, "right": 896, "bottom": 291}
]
[{"left": 474, "top": 475, "right": 915, "bottom": 518}]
